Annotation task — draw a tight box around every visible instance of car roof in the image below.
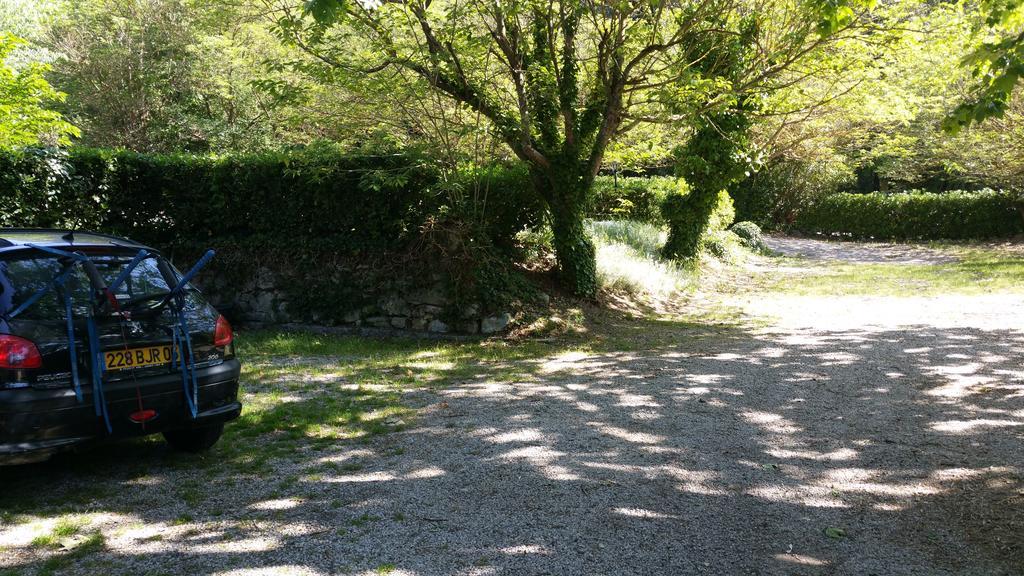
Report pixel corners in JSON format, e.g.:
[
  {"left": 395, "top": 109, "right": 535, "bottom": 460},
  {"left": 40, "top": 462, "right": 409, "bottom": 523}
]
[{"left": 0, "top": 229, "right": 153, "bottom": 254}]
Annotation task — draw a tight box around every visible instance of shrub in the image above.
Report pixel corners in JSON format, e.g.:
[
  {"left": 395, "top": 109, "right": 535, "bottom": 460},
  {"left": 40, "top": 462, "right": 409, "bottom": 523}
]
[
  {"left": 589, "top": 175, "right": 677, "bottom": 223},
  {"left": 730, "top": 221, "right": 770, "bottom": 253},
  {"left": 795, "top": 189, "right": 1024, "bottom": 240},
  {"left": 731, "top": 159, "right": 854, "bottom": 229},
  {"left": 702, "top": 230, "right": 745, "bottom": 262},
  {"left": 448, "top": 163, "right": 545, "bottom": 250},
  {"left": 706, "top": 188, "right": 736, "bottom": 234},
  {"left": 1, "top": 146, "right": 444, "bottom": 249}
]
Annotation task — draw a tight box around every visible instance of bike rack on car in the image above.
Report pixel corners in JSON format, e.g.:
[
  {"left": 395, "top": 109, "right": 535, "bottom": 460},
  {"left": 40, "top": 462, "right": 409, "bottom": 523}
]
[{"left": 0, "top": 245, "right": 216, "bottom": 434}]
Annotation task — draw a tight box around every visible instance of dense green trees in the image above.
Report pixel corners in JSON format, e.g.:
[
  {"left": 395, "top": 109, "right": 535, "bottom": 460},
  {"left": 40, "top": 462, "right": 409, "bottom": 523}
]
[
  {"left": 0, "top": 33, "right": 77, "bottom": 148},
  {"left": 2, "top": 0, "right": 1023, "bottom": 285},
  {"left": 43, "top": 0, "right": 313, "bottom": 152},
  {"left": 273, "top": 0, "right": 876, "bottom": 295},
  {"left": 741, "top": 1, "right": 1024, "bottom": 224},
  {"left": 946, "top": 0, "right": 1024, "bottom": 131}
]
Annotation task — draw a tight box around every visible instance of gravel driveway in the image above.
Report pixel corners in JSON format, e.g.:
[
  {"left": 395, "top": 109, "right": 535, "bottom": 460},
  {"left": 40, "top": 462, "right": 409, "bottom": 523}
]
[
  {"left": 355, "top": 306, "right": 1024, "bottom": 575},
  {"left": 2, "top": 238, "right": 1022, "bottom": 576},
  {"left": 762, "top": 235, "right": 961, "bottom": 264}
]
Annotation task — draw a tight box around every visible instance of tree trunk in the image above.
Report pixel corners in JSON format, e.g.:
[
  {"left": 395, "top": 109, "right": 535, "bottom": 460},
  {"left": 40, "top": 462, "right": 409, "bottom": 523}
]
[
  {"left": 661, "top": 186, "right": 719, "bottom": 260},
  {"left": 531, "top": 167, "right": 597, "bottom": 298}
]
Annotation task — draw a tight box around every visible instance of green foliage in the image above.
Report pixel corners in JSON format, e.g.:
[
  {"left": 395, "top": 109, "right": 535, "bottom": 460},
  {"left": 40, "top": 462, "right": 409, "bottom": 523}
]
[
  {"left": 0, "top": 33, "right": 78, "bottom": 148},
  {"left": 750, "top": 3, "right": 1024, "bottom": 201},
  {"left": 0, "top": 146, "right": 540, "bottom": 321},
  {"left": 449, "top": 163, "right": 545, "bottom": 250},
  {"left": 796, "top": 190, "right": 1024, "bottom": 240},
  {"left": 661, "top": 185, "right": 736, "bottom": 260},
  {"left": 802, "top": 0, "right": 880, "bottom": 36},
  {"left": 944, "top": 0, "right": 1024, "bottom": 132},
  {"left": 47, "top": 0, "right": 307, "bottom": 152},
  {"left": 277, "top": 0, "right": 877, "bottom": 297},
  {"left": 589, "top": 176, "right": 678, "bottom": 224},
  {"left": 707, "top": 187, "right": 737, "bottom": 234},
  {"left": 731, "top": 159, "right": 855, "bottom": 229},
  {"left": 465, "top": 168, "right": 678, "bottom": 226},
  {"left": 701, "top": 230, "right": 746, "bottom": 262},
  {"left": 664, "top": 109, "right": 748, "bottom": 260},
  {"left": 549, "top": 200, "right": 597, "bottom": 299},
  {"left": 730, "top": 221, "right": 770, "bottom": 253}
]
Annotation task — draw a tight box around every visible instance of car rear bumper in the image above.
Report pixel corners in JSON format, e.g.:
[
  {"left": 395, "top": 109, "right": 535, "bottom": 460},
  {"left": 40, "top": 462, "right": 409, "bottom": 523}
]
[{"left": 0, "top": 359, "right": 242, "bottom": 465}]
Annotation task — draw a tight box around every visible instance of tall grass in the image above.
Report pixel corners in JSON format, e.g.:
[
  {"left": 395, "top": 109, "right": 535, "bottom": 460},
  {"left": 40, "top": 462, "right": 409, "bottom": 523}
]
[{"left": 587, "top": 220, "right": 693, "bottom": 297}]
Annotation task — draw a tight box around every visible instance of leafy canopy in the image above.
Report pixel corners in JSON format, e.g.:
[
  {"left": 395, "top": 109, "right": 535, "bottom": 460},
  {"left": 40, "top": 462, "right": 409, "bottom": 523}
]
[
  {"left": 0, "top": 33, "right": 78, "bottom": 148},
  {"left": 944, "top": 0, "right": 1024, "bottom": 132}
]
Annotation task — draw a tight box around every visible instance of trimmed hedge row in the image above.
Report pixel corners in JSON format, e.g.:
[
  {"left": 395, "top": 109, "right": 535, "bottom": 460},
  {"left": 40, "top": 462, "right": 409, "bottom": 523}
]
[
  {"left": 795, "top": 189, "right": 1024, "bottom": 240},
  {"left": 1, "top": 147, "right": 443, "bottom": 251},
  {"left": 0, "top": 148, "right": 543, "bottom": 322}
]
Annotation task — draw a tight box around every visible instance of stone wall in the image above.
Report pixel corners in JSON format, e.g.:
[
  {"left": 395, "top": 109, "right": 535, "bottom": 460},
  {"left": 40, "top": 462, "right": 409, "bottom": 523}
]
[{"left": 202, "top": 268, "right": 513, "bottom": 335}]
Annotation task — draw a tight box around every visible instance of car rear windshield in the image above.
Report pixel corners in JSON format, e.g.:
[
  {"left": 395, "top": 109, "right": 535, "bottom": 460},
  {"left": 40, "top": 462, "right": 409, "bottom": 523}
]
[{"left": 0, "top": 253, "right": 172, "bottom": 321}]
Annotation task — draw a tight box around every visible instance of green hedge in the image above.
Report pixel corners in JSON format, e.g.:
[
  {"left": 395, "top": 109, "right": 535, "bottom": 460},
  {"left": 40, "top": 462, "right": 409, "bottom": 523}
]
[
  {"left": 730, "top": 160, "right": 855, "bottom": 230},
  {"left": 795, "top": 189, "right": 1024, "bottom": 240},
  {"left": 0, "top": 147, "right": 542, "bottom": 322},
  {"left": 0, "top": 147, "right": 444, "bottom": 251}
]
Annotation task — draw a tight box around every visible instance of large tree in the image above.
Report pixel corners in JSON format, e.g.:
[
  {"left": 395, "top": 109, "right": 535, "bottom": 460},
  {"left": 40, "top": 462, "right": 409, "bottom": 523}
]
[{"left": 272, "top": 0, "right": 872, "bottom": 296}]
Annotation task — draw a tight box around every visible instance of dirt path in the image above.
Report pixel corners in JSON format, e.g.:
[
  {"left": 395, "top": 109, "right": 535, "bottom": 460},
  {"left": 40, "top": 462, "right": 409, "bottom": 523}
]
[{"left": 2, "top": 239, "right": 1022, "bottom": 576}]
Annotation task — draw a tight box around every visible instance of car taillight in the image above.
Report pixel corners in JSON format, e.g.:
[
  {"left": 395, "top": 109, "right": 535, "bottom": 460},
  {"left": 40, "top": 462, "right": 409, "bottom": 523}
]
[
  {"left": 214, "top": 315, "right": 233, "bottom": 347},
  {"left": 0, "top": 335, "right": 43, "bottom": 369}
]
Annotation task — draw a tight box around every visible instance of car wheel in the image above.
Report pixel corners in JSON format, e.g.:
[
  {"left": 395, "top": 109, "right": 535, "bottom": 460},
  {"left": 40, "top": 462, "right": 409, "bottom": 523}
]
[{"left": 163, "top": 423, "right": 224, "bottom": 453}]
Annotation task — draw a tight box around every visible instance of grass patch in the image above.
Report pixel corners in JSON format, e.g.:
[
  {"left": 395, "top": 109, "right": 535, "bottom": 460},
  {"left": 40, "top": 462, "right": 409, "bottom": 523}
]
[
  {"left": 588, "top": 220, "right": 693, "bottom": 298},
  {"left": 37, "top": 532, "right": 105, "bottom": 576},
  {"left": 762, "top": 245, "right": 1024, "bottom": 296},
  {"left": 29, "top": 516, "right": 88, "bottom": 548}
]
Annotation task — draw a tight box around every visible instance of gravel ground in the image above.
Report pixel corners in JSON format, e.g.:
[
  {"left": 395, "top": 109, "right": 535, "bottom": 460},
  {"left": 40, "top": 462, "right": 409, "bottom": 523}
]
[
  {"left": 2, "top": 238, "right": 1023, "bottom": 576},
  {"left": 762, "top": 236, "right": 961, "bottom": 264}
]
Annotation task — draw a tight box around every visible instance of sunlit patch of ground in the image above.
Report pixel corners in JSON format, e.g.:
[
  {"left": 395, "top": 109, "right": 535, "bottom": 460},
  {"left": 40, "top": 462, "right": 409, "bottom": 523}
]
[{"left": 1, "top": 236, "right": 1022, "bottom": 575}]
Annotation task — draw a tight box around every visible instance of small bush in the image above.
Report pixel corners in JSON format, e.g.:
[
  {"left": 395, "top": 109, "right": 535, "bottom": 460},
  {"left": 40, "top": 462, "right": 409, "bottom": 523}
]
[
  {"left": 706, "top": 189, "right": 736, "bottom": 234},
  {"left": 702, "top": 230, "right": 745, "bottom": 262},
  {"left": 795, "top": 189, "right": 1024, "bottom": 240},
  {"left": 450, "top": 163, "right": 545, "bottom": 250},
  {"left": 730, "top": 221, "right": 770, "bottom": 253},
  {"left": 731, "top": 159, "right": 854, "bottom": 229}
]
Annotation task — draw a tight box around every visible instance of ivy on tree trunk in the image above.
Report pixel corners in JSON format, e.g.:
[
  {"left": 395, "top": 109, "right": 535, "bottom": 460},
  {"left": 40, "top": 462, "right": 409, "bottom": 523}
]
[{"left": 531, "top": 167, "right": 597, "bottom": 297}]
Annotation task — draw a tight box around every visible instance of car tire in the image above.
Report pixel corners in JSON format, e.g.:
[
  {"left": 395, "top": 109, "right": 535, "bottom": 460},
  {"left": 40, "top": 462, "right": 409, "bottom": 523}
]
[{"left": 163, "top": 423, "right": 224, "bottom": 453}]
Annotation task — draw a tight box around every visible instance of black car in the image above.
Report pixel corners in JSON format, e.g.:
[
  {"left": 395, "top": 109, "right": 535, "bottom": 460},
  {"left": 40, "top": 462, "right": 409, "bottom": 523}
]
[{"left": 0, "top": 229, "right": 241, "bottom": 465}]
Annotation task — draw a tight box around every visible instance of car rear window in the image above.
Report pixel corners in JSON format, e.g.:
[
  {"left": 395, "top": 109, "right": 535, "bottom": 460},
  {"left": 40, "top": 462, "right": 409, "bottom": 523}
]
[{"left": 0, "top": 254, "right": 172, "bottom": 321}]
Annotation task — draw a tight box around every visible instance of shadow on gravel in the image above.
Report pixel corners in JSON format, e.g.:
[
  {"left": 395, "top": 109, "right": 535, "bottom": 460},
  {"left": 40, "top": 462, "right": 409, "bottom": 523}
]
[{"left": 1, "top": 323, "right": 1022, "bottom": 576}]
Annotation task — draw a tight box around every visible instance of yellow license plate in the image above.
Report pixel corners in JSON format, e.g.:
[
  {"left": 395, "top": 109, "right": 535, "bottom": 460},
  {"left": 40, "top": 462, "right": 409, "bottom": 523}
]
[{"left": 104, "top": 345, "right": 175, "bottom": 371}]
